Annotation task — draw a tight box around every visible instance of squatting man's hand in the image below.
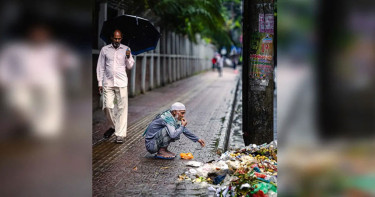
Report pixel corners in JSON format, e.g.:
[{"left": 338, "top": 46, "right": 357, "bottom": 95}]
[
  {"left": 198, "top": 139, "right": 205, "bottom": 147},
  {"left": 181, "top": 118, "right": 188, "bottom": 126}
]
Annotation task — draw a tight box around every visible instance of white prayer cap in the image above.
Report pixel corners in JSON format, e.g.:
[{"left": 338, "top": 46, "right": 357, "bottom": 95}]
[{"left": 171, "top": 102, "right": 186, "bottom": 111}]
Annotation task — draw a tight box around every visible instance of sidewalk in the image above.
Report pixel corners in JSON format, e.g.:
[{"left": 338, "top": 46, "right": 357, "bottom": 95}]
[{"left": 93, "top": 67, "right": 240, "bottom": 196}]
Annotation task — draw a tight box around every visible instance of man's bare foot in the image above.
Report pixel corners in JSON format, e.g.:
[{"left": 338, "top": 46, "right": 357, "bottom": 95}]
[
  {"left": 157, "top": 148, "right": 174, "bottom": 158},
  {"left": 165, "top": 149, "right": 176, "bottom": 157}
]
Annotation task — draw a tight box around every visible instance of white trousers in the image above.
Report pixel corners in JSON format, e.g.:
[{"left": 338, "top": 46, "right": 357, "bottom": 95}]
[{"left": 103, "top": 86, "right": 128, "bottom": 138}]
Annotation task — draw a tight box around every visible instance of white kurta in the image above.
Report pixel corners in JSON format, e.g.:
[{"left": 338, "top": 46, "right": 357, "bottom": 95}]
[
  {"left": 96, "top": 44, "right": 135, "bottom": 137},
  {"left": 96, "top": 44, "right": 135, "bottom": 87}
]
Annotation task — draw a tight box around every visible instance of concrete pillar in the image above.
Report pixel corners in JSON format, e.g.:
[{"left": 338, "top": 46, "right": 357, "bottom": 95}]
[
  {"left": 162, "top": 29, "right": 166, "bottom": 85},
  {"left": 176, "top": 35, "right": 180, "bottom": 80},
  {"left": 149, "top": 52, "right": 154, "bottom": 90},
  {"left": 192, "top": 44, "right": 195, "bottom": 74},
  {"left": 98, "top": 2, "right": 107, "bottom": 48},
  {"left": 186, "top": 39, "right": 188, "bottom": 77},
  {"left": 194, "top": 44, "right": 196, "bottom": 74},
  {"left": 156, "top": 27, "right": 161, "bottom": 87},
  {"left": 141, "top": 54, "right": 147, "bottom": 93},
  {"left": 180, "top": 36, "right": 184, "bottom": 79},
  {"left": 130, "top": 56, "right": 137, "bottom": 96},
  {"left": 201, "top": 43, "right": 204, "bottom": 71},
  {"left": 167, "top": 32, "right": 172, "bottom": 83},
  {"left": 163, "top": 29, "right": 167, "bottom": 85},
  {"left": 182, "top": 37, "right": 185, "bottom": 78},
  {"left": 180, "top": 36, "right": 184, "bottom": 78},
  {"left": 171, "top": 32, "right": 176, "bottom": 82},
  {"left": 187, "top": 39, "right": 190, "bottom": 76}
]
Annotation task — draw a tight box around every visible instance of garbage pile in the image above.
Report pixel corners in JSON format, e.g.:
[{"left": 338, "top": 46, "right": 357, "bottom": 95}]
[{"left": 178, "top": 141, "right": 277, "bottom": 197}]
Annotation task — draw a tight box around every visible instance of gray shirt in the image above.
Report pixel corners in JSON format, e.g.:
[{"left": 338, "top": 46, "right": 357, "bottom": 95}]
[{"left": 144, "top": 114, "right": 199, "bottom": 153}]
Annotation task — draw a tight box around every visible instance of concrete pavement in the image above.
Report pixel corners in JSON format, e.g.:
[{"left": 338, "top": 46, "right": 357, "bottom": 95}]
[{"left": 93, "top": 67, "right": 240, "bottom": 196}]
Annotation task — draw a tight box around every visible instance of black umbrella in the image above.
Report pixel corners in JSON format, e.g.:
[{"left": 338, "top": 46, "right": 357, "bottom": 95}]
[{"left": 100, "top": 15, "right": 160, "bottom": 55}]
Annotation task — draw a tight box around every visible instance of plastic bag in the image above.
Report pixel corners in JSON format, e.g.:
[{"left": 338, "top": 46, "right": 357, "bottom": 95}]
[
  {"left": 186, "top": 161, "right": 202, "bottom": 167},
  {"left": 180, "top": 152, "right": 194, "bottom": 160}
]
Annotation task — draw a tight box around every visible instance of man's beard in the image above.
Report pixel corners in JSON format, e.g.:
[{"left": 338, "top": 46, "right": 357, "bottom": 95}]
[{"left": 112, "top": 42, "right": 120, "bottom": 48}]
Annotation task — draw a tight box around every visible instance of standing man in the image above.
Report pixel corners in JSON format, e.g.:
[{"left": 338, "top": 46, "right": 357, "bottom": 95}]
[{"left": 97, "top": 29, "right": 135, "bottom": 144}]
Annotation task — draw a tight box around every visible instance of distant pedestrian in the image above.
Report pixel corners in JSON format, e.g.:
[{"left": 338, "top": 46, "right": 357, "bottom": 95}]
[
  {"left": 96, "top": 29, "right": 135, "bottom": 144},
  {"left": 211, "top": 57, "right": 217, "bottom": 71},
  {"left": 216, "top": 54, "right": 224, "bottom": 77},
  {"left": 143, "top": 102, "right": 205, "bottom": 159},
  {"left": 232, "top": 56, "right": 237, "bottom": 70}
]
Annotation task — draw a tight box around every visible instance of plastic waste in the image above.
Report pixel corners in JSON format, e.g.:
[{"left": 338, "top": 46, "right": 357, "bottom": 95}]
[
  {"left": 252, "top": 190, "right": 267, "bottom": 197},
  {"left": 252, "top": 182, "right": 277, "bottom": 194},
  {"left": 196, "top": 163, "right": 216, "bottom": 177},
  {"left": 220, "top": 152, "right": 231, "bottom": 161},
  {"left": 253, "top": 166, "right": 261, "bottom": 173},
  {"left": 179, "top": 141, "right": 277, "bottom": 196},
  {"left": 270, "top": 140, "right": 277, "bottom": 148},
  {"left": 216, "top": 160, "right": 229, "bottom": 170},
  {"left": 226, "top": 160, "right": 241, "bottom": 170},
  {"left": 257, "top": 178, "right": 270, "bottom": 183},
  {"left": 255, "top": 172, "right": 266, "bottom": 178},
  {"left": 240, "top": 183, "right": 250, "bottom": 190},
  {"left": 267, "top": 176, "right": 277, "bottom": 185},
  {"left": 180, "top": 152, "right": 194, "bottom": 160},
  {"left": 213, "top": 174, "right": 226, "bottom": 185},
  {"left": 208, "top": 186, "right": 217, "bottom": 192},
  {"left": 222, "top": 186, "right": 230, "bottom": 196},
  {"left": 240, "top": 155, "right": 257, "bottom": 164},
  {"left": 210, "top": 160, "right": 229, "bottom": 175},
  {"left": 231, "top": 186, "right": 236, "bottom": 197},
  {"left": 189, "top": 169, "right": 197, "bottom": 175},
  {"left": 268, "top": 191, "right": 277, "bottom": 197},
  {"left": 186, "top": 161, "right": 202, "bottom": 167}
]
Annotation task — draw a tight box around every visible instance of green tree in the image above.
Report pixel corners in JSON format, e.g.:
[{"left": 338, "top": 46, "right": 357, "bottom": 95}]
[{"left": 119, "top": 0, "right": 235, "bottom": 48}]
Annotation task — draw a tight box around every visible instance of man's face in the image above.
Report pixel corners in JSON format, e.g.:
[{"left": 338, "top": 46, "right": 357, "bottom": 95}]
[
  {"left": 111, "top": 31, "right": 122, "bottom": 48},
  {"left": 173, "top": 110, "right": 186, "bottom": 121},
  {"left": 29, "top": 25, "right": 51, "bottom": 44}
]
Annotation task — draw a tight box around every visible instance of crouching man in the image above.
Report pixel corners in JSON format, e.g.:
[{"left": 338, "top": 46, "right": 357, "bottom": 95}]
[{"left": 143, "top": 102, "right": 205, "bottom": 159}]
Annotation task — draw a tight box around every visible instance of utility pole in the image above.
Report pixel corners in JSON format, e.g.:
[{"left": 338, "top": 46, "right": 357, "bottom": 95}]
[{"left": 243, "top": 0, "right": 275, "bottom": 145}]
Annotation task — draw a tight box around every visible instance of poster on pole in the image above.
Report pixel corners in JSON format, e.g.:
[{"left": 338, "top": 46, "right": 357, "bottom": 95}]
[
  {"left": 250, "top": 33, "right": 274, "bottom": 91},
  {"left": 250, "top": 2, "right": 274, "bottom": 91},
  {"left": 259, "top": 14, "right": 274, "bottom": 34}
]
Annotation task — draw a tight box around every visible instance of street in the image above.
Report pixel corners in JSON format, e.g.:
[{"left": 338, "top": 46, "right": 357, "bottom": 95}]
[{"left": 93, "top": 67, "right": 240, "bottom": 196}]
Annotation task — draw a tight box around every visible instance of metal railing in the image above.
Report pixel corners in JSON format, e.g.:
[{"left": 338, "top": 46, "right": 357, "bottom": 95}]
[{"left": 131, "top": 52, "right": 211, "bottom": 96}]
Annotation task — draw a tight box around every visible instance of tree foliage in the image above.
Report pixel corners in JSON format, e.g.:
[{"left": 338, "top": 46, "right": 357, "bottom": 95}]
[
  {"left": 119, "top": 0, "right": 236, "bottom": 48},
  {"left": 148, "top": 0, "right": 233, "bottom": 47}
]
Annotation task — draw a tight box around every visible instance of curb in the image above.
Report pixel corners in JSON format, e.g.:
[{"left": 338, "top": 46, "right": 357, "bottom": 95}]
[{"left": 217, "top": 74, "right": 241, "bottom": 153}]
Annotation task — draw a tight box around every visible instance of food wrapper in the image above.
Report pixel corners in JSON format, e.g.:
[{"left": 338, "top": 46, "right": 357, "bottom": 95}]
[{"left": 180, "top": 152, "right": 194, "bottom": 160}]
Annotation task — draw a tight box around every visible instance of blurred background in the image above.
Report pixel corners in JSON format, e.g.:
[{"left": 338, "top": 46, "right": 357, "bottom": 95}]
[
  {"left": 277, "top": 0, "right": 375, "bottom": 196},
  {"left": 0, "top": 0, "right": 91, "bottom": 196}
]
